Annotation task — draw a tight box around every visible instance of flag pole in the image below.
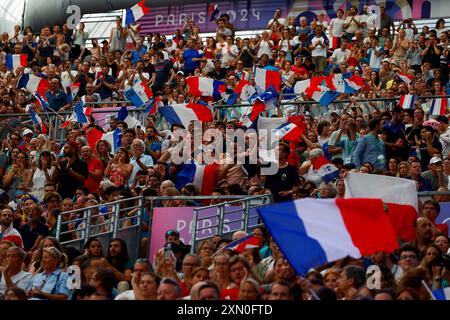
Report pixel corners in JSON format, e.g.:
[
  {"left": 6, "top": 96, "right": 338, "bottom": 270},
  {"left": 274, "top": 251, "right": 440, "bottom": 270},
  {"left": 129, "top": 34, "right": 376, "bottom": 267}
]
[{"left": 421, "top": 280, "right": 437, "bottom": 300}]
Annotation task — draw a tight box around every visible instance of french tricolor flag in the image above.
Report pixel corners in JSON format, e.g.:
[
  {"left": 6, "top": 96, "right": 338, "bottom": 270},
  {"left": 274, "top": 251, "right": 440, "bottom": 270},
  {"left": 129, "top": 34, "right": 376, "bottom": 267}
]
[
  {"left": 249, "top": 86, "right": 279, "bottom": 122},
  {"left": 433, "top": 287, "right": 450, "bottom": 300},
  {"left": 117, "top": 106, "right": 141, "bottom": 128},
  {"left": 6, "top": 54, "right": 27, "bottom": 70},
  {"left": 158, "top": 103, "right": 213, "bottom": 128},
  {"left": 34, "top": 93, "right": 49, "bottom": 112},
  {"left": 234, "top": 79, "right": 256, "bottom": 102},
  {"left": 257, "top": 198, "right": 399, "bottom": 275},
  {"left": 17, "top": 73, "right": 50, "bottom": 97},
  {"left": 145, "top": 96, "right": 163, "bottom": 115},
  {"left": 208, "top": 4, "right": 220, "bottom": 21},
  {"left": 311, "top": 155, "right": 340, "bottom": 183},
  {"left": 124, "top": 81, "right": 153, "bottom": 108},
  {"left": 29, "top": 107, "right": 47, "bottom": 134},
  {"left": 176, "top": 161, "right": 219, "bottom": 195},
  {"left": 186, "top": 76, "right": 226, "bottom": 98},
  {"left": 342, "top": 73, "right": 364, "bottom": 93},
  {"left": 397, "top": 73, "right": 414, "bottom": 85},
  {"left": 345, "top": 173, "right": 418, "bottom": 242},
  {"left": 101, "top": 128, "right": 123, "bottom": 153},
  {"left": 399, "top": 94, "right": 417, "bottom": 109},
  {"left": 273, "top": 122, "right": 305, "bottom": 143},
  {"left": 254, "top": 66, "right": 281, "bottom": 93},
  {"left": 61, "top": 102, "right": 89, "bottom": 128},
  {"left": 429, "top": 98, "right": 448, "bottom": 116},
  {"left": 125, "top": 0, "right": 150, "bottom": 25},
  {"left": 222, "top": 234, "right": 259, "bottom": 253},
  {"left": 66, "top": 82, "right": 80, "bottom": 104}
]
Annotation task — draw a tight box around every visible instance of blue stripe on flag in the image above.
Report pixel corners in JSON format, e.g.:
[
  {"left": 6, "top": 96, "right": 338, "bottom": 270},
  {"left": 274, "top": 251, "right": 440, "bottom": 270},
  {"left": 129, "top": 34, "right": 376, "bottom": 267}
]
[
  {"left": 74, "top": 102, "right": 87, "bottom": 123},
  {"left": 158, "top": 106, "right": 184, "bottom": 126},
  {"left": 176, "top": 162, "right": 197, "bottom": 190},
  {"left": 113, "top": 128, "right": 122, "bottom": 151},
  {"left": 125, "top": 8, "right": 135, "bottom": 25},
  {"left": 257, "top": 201, "right": 328, "bottom": 275}
]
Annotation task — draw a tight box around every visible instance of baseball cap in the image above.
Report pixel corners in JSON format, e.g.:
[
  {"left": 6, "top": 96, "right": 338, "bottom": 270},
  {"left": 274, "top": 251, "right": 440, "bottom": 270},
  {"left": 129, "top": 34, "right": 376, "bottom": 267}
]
[
  {"left": 165, "top": 229, "right": 180, "bottom": 238},
  {"left": 23, "top": 128, "right": 33, "bottom": 136},
  {"left": 430, "top": 156, "right": 443, "bottom": 165},
  {"left": 436, "top": 115, "right": 449, "bottom": 124},
  {"left": 351, "top": 36, "right": 357, "bottom": 41},
  {"left": 382, "top": 58, "right": 391, "bottom": 64},
  {"left": 176, "top": 70, "right": 184, "bottom": 75}
]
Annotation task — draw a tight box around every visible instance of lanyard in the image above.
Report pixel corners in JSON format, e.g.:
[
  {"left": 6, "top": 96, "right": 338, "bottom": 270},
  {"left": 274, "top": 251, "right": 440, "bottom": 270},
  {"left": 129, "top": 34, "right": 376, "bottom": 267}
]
[{"left": 368, "top": 133, "right": 381, "bottom": 154}]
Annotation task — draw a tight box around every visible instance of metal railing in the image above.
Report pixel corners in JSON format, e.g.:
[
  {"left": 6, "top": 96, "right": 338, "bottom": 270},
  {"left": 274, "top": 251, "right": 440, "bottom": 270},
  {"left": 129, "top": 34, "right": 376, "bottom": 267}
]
[{"left": 190, "top": 194, "right": 273, "bottom": 253}]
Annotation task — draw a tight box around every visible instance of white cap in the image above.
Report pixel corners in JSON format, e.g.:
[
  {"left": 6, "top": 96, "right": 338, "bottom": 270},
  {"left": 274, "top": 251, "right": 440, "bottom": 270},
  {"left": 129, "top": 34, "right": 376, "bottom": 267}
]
[
  {"left": 430, "top": 156, "right": 443, "bottom": 165},
  {"left": 23, "top": 128, "right": 33, "bottom": 136}
]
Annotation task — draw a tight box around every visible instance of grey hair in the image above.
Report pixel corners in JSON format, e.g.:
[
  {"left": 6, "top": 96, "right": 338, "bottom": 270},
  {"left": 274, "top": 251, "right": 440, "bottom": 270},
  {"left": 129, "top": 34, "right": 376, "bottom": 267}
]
[
  {"left": 309, "top": 148, "right": 324, "bottom": 158},
  {"left": 132, "top": 139, "right": 146, "bottom": 149},
  {"left": 7, "top": 246, "right": 26, "bottom": 260}
]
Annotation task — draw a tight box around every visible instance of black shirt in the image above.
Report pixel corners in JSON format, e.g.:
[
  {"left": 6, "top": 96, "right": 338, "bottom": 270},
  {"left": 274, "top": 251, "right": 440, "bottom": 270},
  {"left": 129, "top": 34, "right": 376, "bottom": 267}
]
[
  {"left": 19, "top": 221, "right": 49, "bottom": 251},
  {"left": 77, "top": 72, "right": 95, "bottom": 97},
  {"left": 57, "top": 158, "right": 88, "bottom": 199},
  {"left": 153, "top": 60, "right": 173, "bottom": 88},
  {"left": 264, "top": 165, "right": 301, "bottom": 203}
]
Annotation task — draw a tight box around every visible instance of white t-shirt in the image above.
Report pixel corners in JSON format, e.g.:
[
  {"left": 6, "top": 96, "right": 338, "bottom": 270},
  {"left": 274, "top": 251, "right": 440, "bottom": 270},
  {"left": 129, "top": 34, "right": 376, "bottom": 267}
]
[
  {"left": 220, "top": 43, "right": 239, "bottom": 67},
  {"left": 32, "top": 166, "right": 56, "bottom": 201},
  {"left": 114, "top": 290, "right": 136, "bottom": 300},
  {"left": 331, "top": 48, "right": 351, "bottom": 64},
  {"left": 311, "top": 36, "right": 327, "bottom": 57},
  {"left": 330, "top": 18, "right": 345, "bottom": 38},
  {"left": 267, "top": 18, "right": 286, "bottom": 27},
  {"left": 369, "top": 46, "right": 383, "bottom": 69},
  {"left": 60, "top": 70, "right": 78, "bottom": 91},
  {"left": 130, "top": 154, "right": 154, "bottom": 185},
  {"left": 0, "top": 271, "right": 32, "bottom": 294},
  {"left": 257, "top": 40, "right": 273, "bottom": 58}
]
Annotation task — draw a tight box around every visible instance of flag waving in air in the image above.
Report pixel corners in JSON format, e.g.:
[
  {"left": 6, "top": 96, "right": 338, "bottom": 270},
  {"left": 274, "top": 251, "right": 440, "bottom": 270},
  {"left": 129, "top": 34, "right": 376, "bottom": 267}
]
[
  {"left": 125, "top": 0, "right": 150, "bottom": 25},
  {"left": 176, "top": 161, "right": 219, "bottom": 195},
  {"left": 6, "top": 54, "right": 27, "bottom": 70},
  {"left": 222, "top": 234, "right": 259, "bottom": 253},
  {"left": 257, "top": 198, "right": 399, "bottom": 275},
  {"left": 344, "top": 172, "right": 418, "bottom": 242},
  {"left": 124, "top": 81, "right": 153, "bottom": 107},
  {"left": 208, "top": 4, "right": 220, "bottom": 21},
  {"left": 249, "top": 86, "right": 279, "bottom": 122},
  {"left": 311, "top": 155, "right": 340, "bottom": 183},
  {"left": 186, "top": 76, "right": 226, "bottom": 97},
  {"left": 158, "top": 103, "right": 213, "bottom": 128},
  {"left": 28, "top": 107, "right": 48, "bottom": 134},
  {"left": 399, "top": 94, "right": 417, "bottom": 109},
  {"left": 254, "top": 66, "right": 281, "bottom": 93}
]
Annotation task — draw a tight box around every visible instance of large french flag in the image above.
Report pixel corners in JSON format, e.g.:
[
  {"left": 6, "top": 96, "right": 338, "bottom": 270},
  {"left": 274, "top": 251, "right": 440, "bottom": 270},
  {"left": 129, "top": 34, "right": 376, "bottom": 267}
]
[
  {"left": 125, "top": 0, "right": 150, "bottom": 25},
  {"left": 429, "top": 98, "right": 448, "bottom": 116},
  {"left": 222, "top": 234, "right": 259, "bottom": 253},
  {"left": 124, "top": 81, "right": 153, "bottom": 108},
  {"left": 176, "top": 162, "right": 219, "bottom": 195},
  {"left": 433, "top": 287, "right": 450, "bottom": 300},
  {"left": 6, "top": 54, "right": 27, "bottom": 69},
  {"left": 158, "top": 103, "right": 213, "bottom": 128},
  {"left": 399, "top": 94, "right": 417, "bottom": 109},
  {"left": 29, "top": 107, "right": 47, "bottom": 134},
  {"left": 186, "top": 76, "right": 226, "bottom": 97},
  {"left": 311, "top": 155, "right": 340, "bottom": 183},
  {"left": 254, "top": 66, "right": 281, "bottom": 93},
  {"left": 101, "top": 128, "right": 123, "bottom": 153},
  {"left": 344, "top": 173, "right": 418, "bottom": 242},
  {"left": 257, "top": 198, "right": 399, "bottom": 275},
  {"left": 17, "top": 73, "right": 50, "bottom": 96}
]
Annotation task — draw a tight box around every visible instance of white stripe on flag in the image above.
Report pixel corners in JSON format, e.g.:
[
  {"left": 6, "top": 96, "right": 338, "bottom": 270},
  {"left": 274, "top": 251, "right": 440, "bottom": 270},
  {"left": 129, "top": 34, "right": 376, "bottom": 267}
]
[
  {"left": 193, "top": 165, "right": 205, "bottom": 190},
  {"left": 294, "top": 198, "right": 361, "bottom": 262}
]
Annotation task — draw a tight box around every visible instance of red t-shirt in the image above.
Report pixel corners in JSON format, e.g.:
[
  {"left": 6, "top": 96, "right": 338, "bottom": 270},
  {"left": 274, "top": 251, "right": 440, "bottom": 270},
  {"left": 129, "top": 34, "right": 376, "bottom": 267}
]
[
  {"left": 85, "top": 158, "right": 104, "bottom": 193},
  {"left": 221, "top": 287, "right": 239, "bottom": 300},
  {"left": 291, "top": 65, "right": 308, "bottom": 77}
]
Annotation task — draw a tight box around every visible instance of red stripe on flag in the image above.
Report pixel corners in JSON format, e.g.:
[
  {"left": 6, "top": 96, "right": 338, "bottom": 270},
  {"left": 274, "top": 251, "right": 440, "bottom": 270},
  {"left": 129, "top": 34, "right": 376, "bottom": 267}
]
[
  {"left": 138, "top": 0, "right": 150, "bottom": 14},
  {"left": 187, "top": 103, "right": 213, "bottom": 122},
  {"left": 86, "top": 127, "right": 104, "bottom": 150},
  {"left": 336, "top": 198, "right": 399, "bottom": 255},
  {"left": 386, "top": 203, "right": 418, "bottom": 242},
  {"left": 186, "top": 77, "right": 203, "bottom": 96},
  {"left": 36, "top": 78, "right": 50, "bottom": 97},
  {"left": 200, "top": 162, "right": 219, "bottom": 195}
]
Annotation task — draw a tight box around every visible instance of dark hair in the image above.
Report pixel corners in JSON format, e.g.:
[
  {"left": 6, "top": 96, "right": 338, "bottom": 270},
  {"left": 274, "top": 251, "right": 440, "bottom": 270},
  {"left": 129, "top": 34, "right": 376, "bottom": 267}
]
[
  {"left": 198, "top": 280, "right": 221, "bottom": 299},
  {"left": 369, "top": 117, "right": 382, "bottom": 131},
  {"left": 423, "top": 199, "right": 440, "bottom": 213},
  {"left": 93, "top": 268, "right": 117, "bottom": 294},
  {"left": 343, "top": 265, "right": 366, "bottom": 289},
  {"left": 106, "top": 238, "right": 129, "bottom": 270},
  {"left": 5, "top": 287, "right": 27, "bottom": 300},
  {"left": 76, "top": 185, "right": 89, "bottom": 196},
  {"left": 72, "top": 285, "right": 97, "bottom": 300},
  {"left": 398, "top": 244, "right": 420, "bottom": 259},
  {"left": 83, "top": 237, "right": 104, "bottom": 257}
]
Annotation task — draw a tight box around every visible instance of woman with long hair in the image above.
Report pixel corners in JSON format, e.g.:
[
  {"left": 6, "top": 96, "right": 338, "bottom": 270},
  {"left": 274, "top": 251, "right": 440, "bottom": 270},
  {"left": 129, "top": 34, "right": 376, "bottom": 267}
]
[
  {"left": 95, "top": 140, "right": 113, "bottom": 169},
  {"left": 104, "top": 147, "right": 132, "bottom": 187},
  {"left": 31, "top": 151, "right": 58, "bottom": 201},
  {"left": 104, "top": 238, "right": 133, "bottom": 282}
]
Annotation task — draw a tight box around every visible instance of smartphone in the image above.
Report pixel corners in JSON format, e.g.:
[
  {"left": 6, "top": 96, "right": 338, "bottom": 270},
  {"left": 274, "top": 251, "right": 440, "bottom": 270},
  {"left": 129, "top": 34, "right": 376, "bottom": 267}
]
[{"left": 164, "top": 247, "right": 174, "bottom": 261}]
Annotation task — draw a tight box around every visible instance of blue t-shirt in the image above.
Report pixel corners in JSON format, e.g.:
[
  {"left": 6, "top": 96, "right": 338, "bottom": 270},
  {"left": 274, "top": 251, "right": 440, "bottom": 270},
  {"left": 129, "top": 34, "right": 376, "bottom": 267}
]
[
  {"left": 183, "top": 49, "right": 203, "bottom": 73},
  {"left": 132, "top": 47, "right": 147, "bottom": 65},
  {"left": 97, "top": 75, "right": 116, "bottom": 99},
  {"left": 45, "top": 90, "right": 68, "bottom": 111}
]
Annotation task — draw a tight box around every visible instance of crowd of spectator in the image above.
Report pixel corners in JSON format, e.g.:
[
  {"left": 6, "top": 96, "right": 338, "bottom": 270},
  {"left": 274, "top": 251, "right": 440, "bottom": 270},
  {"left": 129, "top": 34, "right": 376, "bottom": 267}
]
[{"left": 0, "top": 6, "right": 449, "bottom": 300}]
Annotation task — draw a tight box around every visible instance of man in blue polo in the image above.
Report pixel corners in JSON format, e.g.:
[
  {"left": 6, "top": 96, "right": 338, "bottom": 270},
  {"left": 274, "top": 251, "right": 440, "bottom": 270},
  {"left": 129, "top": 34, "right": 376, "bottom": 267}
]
[
  {"left": 45, "top": 79, "right": 68, "bottom": 111},
  {"left": 182, "top": 38, "right": 204, "bottom": 76}
]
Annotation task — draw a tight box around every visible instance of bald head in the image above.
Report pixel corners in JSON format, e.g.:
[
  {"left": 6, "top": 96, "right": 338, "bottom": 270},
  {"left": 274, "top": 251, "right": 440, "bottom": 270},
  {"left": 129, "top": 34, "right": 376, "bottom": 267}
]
[
  {"left": 232, "top": 231, "right": 247, "bottom": 241},
  {"left": 81, "top": 146, "right": 93, "bottom": 160},
  {"left": 415, "top": 217, "right": 432, "bottom": 242}
]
